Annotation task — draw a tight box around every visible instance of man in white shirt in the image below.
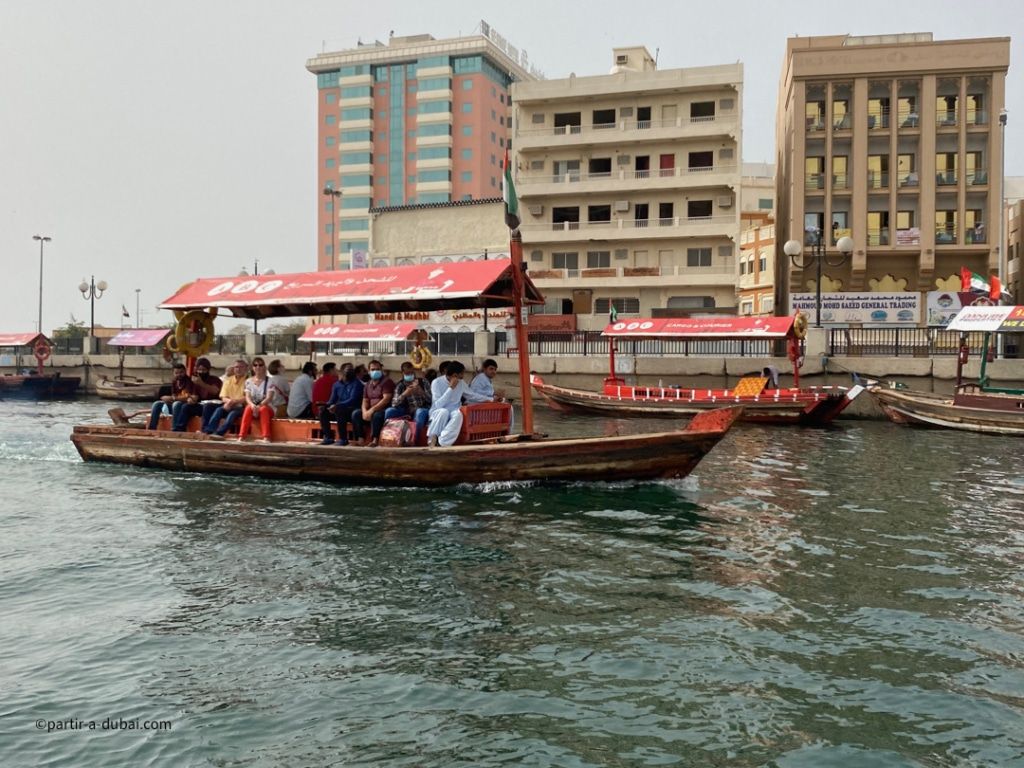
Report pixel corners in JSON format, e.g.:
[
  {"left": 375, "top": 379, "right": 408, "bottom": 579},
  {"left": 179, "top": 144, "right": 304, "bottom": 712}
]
[
  {"left": 287, "top": 362, "right": 318, "bottom": 418},
  {"left": 427, "top": 361, "right": 472, "bottom": 447}
]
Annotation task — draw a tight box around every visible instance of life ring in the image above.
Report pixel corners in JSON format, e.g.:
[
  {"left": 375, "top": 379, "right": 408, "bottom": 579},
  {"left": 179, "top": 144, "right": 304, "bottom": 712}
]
[
  {"left": 793, "top": 312, "right": 809, "bottom": 340},
  {"left": 410, "top": 345, "right": 432, "bottom": 370},
  {"left": 163, "top": 335, "right": 179, "bottom": 363},
  {"left": 34, "top": 339, "right": 52, "bottom": 362},
  {"left": 174, "top": 310, "right": 215, "bottom": 357}
]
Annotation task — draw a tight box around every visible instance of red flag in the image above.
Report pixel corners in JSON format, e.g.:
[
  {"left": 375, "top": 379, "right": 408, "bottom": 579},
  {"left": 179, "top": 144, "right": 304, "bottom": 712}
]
[{"left": 990, "top": 275, "right": 1003, "bottom": 302}]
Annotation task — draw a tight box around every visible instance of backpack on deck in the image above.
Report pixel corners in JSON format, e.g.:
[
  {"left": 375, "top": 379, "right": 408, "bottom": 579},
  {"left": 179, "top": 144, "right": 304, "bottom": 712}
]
[{"left": 379, "top": 418, "right": 413, "bottom": 447}]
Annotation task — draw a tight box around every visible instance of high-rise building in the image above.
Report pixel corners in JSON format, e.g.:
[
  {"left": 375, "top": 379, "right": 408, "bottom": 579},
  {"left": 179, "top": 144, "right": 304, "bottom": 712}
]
[
  {"left": 512, "top": 48, "right": 742, "bottom": 329},
  {"left": 776, "top": 33, "right": 1010, "bottom": 315},
  {"left": 307, "top": 32, "right": 535, "bottom": 271}
]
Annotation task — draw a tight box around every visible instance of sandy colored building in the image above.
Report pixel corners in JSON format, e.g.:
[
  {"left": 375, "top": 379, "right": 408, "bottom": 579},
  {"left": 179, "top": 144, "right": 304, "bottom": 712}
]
[
  {"left": 369, "top": 198, "right": 509, "bottom": 266},
  {"left": 307, "top": 29, "right": 537, "bottom": 272},
  {"left": 512, "top": 47, "right": 742, "bottom": 330},
  {"left": 776, "top": 33, "right": 1010, "bottom": 314},
  {"left": 738, "top": 218, "right": 776, "bottom": 316}
]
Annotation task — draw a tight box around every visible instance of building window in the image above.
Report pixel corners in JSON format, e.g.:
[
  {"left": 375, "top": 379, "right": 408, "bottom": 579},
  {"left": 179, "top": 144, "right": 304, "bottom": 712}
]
[
  {"left": 462, "top": 79, "right": 473, "bottom": 90},
  {"left": 462, "top": 126, "right": 473, "bottom": 136},
  {"left": 461, "top": 103, "right": 473, "bottom": 113},
  {"left": 686, "top": 247, "right": 712, "bottom": 267},
  {"left": 460, "top": 171, "right": 472, "bottom": 182},
  {"left": 552, "top": 252, "right": 578, "bottom": 270},
  {"left": 586, "top": 251, "right": 611, "bottom": 268},
  {"left": 594, "top": 297, "right": 640, "bottom": 315},
  {"left": 460, "top": 148, "right": 472, "bottom": 160},
  {"left": 740, "top": 300, "right": 754, "bottom": 315},
  {"left": 760, "top": 296, "right": 774, "bottom": 313},
  {"left": 758, "top": 198, "right": 772, "bottom": 210}
]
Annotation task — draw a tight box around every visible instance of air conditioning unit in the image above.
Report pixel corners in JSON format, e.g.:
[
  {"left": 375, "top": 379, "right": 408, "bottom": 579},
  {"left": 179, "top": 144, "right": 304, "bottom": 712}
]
[
  {"left": 614, "top": 249, "right": 628, "bottom": 260},
  {"left": 614, "top": 200, "right": 630, "bottom": 212},
  {"left": 528, "top": 204, "right": 544, "bottom": 215},
  {"left": 718, "top": 196, "right": 733, "bottom": 208},
  {"left": 616, "top": 155, "right": 631, "bottom": 165},
  {"left": 616, "top": 54, "right": 629, "bottom": 65},
  {"left": 530, "top": 250, "right": 543, "bottom": 261},
  {"left": 530, "top": 160, "right": 544, "bottom": 170}
]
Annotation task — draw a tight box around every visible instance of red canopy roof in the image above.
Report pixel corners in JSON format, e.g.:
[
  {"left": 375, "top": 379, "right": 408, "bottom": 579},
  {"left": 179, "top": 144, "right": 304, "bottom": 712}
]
[
  {"left": 159, "top": 260, "right": 543, "bottom": 320},
  {"left": 298, "top": 322, "right": 422, "bottom": 343},
  {"left": 0, "top": 332, "right": 47, "bottom": 347},
  {"left": 603, "top": 317, "right": 795, "bottom": 339},
  {"left": 106, "top": 328, "right": 172, "bottom": 347}
]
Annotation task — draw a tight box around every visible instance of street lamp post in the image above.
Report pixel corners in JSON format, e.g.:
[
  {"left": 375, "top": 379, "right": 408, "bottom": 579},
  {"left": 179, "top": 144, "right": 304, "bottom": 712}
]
[
  {"left": 78, "top": 276, "right": 108, "bottom": 353},
  {"left": 239, "top": 260, "right": 274, "bottom": 334},
  {"left": 135, "top": 288, "right": 141, "bottom": 328},
  {"left": 33, "top": 235, "right": 52, "bottom": 334},
  {"left": 783, "top": 230, "right": 855, "bottom": 327},
  {"left": 323, "top": 186, "right": 342, "bottom": 271}
]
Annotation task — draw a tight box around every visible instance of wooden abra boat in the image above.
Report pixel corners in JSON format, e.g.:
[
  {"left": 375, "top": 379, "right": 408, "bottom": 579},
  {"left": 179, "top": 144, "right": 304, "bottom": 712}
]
[
  {"left": 531, "top": 316, "right": 863, "bottom": 426},
  {"left": 871, "top": 305, "right": 1024, "bottom": 435},
  {"left": 71, "top": 244, "right": 742, "bottom": 486},
  {"left": 95, "top": 329, "right": 173, "bottom": 401},
  {"left": 0, "top": 333, "right": 80, "bottom": 399},
  {"left": 72, "top": 406, "right": 741, "bottom": 486}
]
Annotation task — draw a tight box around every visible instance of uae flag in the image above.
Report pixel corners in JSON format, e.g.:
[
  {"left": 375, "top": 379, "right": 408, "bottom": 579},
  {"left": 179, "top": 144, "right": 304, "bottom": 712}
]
[
  {"left": 961, "top": 266, "right": 1008, "bottom": 302},
  {"left": 502, "top": 147, "right": 519, "bottom": 231}
]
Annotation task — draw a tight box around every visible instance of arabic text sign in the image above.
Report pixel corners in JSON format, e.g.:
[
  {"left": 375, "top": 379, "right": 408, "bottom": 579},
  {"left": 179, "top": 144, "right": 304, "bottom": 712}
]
[
  {"left": 790, "top": 293, "right": 920, "bottom": 324},
  {"left": 603, "top": 316, "right": 793, "bottom": 338}
]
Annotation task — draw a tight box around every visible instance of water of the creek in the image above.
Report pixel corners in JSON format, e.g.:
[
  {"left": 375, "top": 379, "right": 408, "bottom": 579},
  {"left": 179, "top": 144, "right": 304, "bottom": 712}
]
[{"left": 1, "top": 398, "right": 1022, "bottom": 767}]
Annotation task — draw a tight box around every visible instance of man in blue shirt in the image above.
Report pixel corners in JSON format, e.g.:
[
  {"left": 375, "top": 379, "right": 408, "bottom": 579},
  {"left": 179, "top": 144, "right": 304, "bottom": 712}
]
[{"left": 319, "top": 363, "right": 363, "bottom": 445}]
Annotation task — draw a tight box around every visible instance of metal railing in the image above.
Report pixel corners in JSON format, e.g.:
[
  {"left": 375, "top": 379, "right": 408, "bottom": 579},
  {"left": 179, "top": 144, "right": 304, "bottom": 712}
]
[
  {"left": 495, "top": 331, "right": 777, "bottom": 357},
  {"left": 516, "top": 114, "right": 735, "bottom": 139},
  {"left": 517, "top": 164, "right": 737, "bottom": 186},
  {"left": 526, "top": 215, "right": 735, "bottom": 235},
  {"left": 828, "top": 328, "right": 994, "bottom": 357}
]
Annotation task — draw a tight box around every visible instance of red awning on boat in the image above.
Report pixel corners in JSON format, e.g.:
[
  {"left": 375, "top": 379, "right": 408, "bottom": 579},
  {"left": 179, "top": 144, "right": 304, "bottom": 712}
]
[
  {"left": 298, "top": 322, "right": 423, "bottom": 343},
  {"left": 602, "top": 316, "right": 795, "bottom": 339},
  {"left": 948, "top": 305, "right": 1024, "bottom": 332},
  {"left": 0, "top": 332, "right": 47, "bottom": 347},
  {"left": 158, "top": 260, "right": 543, "bottom": 320},
  {"left": 106, "top": 328, "right": 172, "bottom": 347}
]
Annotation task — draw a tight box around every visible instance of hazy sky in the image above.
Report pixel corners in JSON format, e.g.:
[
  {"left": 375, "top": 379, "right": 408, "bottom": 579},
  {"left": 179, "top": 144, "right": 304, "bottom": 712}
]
[{"left": 2, "top": 0, "right": 1021, "bottom": 334}]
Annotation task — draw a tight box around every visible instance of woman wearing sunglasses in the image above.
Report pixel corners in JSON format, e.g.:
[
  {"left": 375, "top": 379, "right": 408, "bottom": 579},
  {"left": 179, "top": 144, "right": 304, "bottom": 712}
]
[{"left": 237, "top": 357, "right": 274, "bottom": 442}]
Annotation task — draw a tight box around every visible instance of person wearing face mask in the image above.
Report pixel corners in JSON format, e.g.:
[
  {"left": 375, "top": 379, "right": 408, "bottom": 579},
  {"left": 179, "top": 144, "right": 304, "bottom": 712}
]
[
  {"left": 349, "top": 359, "right": 394, "bottom": 447},
  {"left": 426, "top": 360, "right": 472, "bottom": 447},
  {"left": 384, "top": 361, "right": 432, "bottom": 438},
  {"left": 318, "top": 363, "right": 363, "bottom": 445}
]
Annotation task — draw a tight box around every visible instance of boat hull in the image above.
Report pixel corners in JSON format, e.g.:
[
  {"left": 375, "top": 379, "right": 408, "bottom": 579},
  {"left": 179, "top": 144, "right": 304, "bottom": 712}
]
[
  {"left": 0, "top": 374, "right": 81, "bottom": 399},
  {"left": 870, "top": 386, "right": 1024, "bottom": 436},
  {"left": 531, "top": 375, "right": 861, "bottom": 427},
  {"left": 95, "top": 377, "right": 165, "bottom": 401},
  {"left": 71, "top": 407, "right": 742, "bottom": 486}
]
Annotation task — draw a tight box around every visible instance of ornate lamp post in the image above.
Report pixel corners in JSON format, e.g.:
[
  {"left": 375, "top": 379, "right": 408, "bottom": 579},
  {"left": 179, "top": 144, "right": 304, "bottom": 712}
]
[
  {"left": 322, "top": 186, "right": 342, "bottom": 271},
  {"left": 78, "top": 276, "right": 108, "bottom": 352},
  {"left": 33, "top": 235, "right": 52, "bottom": 334},
  {"left": 783, "top": 230, "right": 854, "bottom": 327},
  {"left": 239, "top": 260, "right": 274, "bottom": 333}
]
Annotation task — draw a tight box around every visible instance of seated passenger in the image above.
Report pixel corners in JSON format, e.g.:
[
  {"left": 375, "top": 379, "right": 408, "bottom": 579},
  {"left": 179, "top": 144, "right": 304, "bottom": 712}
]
[
  {"left": 173, "top": 357, "right": 222, "bottom": 432},
  {"left": 287, "top": 361, "right": 318, "bottom": 419},
  {"left": 266, "top": 359, "right": 291, "bottom": 418},
  {"left": 319, "top": 363, "right": 363, "bottom": 445},
  {"left": 350, "top": 360, "right": 394, "bottom": 447},
  {"left": 237, "top": 357, "right": 273, "bottom": 442},
  {"left": 468, "top": 358, "right": 505, "bottom": 403},
  {"left": 310, "top": 362, "right": 338, "bottom": 418},
  {"left": 202, "top": 359, "right": 248, "bottom": 437},
  {"left": 427, "top": 360, "right": 472, "bottom": 447},
  {"left": 384, "top": 361, "right": 432, "bottom": 437},
  {"left": 147, "top": 363, "right": 195, "bottom": 430}
]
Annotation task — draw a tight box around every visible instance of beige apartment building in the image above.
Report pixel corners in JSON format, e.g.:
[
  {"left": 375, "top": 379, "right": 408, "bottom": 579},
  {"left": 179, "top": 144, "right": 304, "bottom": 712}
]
[
  {"left": 776, "top": 33, "right": 1010, "bottom": 313},
  {"left": 512, "top": 48, "right": 742, "bottom": 330}
]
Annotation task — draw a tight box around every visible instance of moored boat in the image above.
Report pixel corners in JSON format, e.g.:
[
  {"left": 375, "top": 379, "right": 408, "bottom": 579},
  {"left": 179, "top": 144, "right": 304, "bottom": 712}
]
[
  {"left": 531, "top": 316, "right": 863, "bottom": 426},
  {"left": 71, "top": 249, "right": 742, "bottom": 486},
  {"left": 0, "top": 333, "right": 80, "bottom": 399},
  {"left": 95, "top": 328, "right": 174, "bottom": 401},
  {"left": 870, "top": 304, "right": 1024, "bottom": 435}
]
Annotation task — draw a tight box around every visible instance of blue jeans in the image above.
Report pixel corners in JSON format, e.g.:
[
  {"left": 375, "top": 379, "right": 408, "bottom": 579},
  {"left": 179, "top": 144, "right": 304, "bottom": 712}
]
[
  {"left": 171, "top": 401, "right": 198, "bottom": 432},
  {"left": 384, "top": 406, "right": 429, "bottom": 437},
  {"left": 146, "top": 400, "right": 168, "bottom": 430},
  {"left": 203, "top": 405, "right": 243, "bottom": 436}
]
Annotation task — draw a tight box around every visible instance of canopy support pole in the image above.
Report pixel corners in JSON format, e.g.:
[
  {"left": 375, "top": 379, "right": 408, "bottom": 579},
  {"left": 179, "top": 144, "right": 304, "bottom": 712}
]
[{"left": 509, "top": 230, "right": 534, "bottom": 436}]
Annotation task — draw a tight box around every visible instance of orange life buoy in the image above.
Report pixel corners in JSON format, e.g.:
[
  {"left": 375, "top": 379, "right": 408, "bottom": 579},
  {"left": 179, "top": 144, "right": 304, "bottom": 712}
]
[
  {"left": 34, "top": 339, "right": 52, "bottom": 361},
  {"left": 793, "top": 312, "right": 809, "bottom": 339}
]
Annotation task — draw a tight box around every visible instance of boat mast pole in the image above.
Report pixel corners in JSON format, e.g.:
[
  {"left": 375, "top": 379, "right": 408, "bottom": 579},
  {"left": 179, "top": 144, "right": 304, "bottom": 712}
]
[{"left": 509, "top": 229, "right": 534, "bottom": 436}]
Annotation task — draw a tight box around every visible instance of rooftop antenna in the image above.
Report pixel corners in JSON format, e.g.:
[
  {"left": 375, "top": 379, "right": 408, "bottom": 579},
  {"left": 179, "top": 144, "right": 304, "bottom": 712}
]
[{"left": 654, "top": 47, "right": 659, "bottom": 66}]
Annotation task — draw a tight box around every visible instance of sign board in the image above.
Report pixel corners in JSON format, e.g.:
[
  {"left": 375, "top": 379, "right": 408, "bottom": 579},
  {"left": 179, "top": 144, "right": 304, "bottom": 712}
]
[
  {"left": 604, "top": 316, "right": 793, "bottom": 339},
  {"left": 790, "top": 292, "right": 920, "bottom": 325},
  {"left": 948, "top": 305, "right": 1024, "bottom": 332},
  {"left": 106, "top": 328, "right": 171, "bottom": 347},
  {"left": 925, "top": 291, "right": 987, "bottom": 327},
  {"left": 351, "top": 250, "right": 368, "bottom": 270},
  {"left": 368, "top": 307, "right": 511, "bottom": 332}
]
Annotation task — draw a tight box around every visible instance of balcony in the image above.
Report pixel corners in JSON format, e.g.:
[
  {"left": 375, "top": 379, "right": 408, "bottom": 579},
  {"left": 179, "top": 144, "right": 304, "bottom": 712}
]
[
  {"left": 805, "top": 173, "right": 825, "bottom": 192},
  {"left": 515, "top": 164, "right": 738, "bottom": 198},
  {"left": 867, "top": 110, "right": 890, "bottom": 130},
  {"left": 935, "top": 227, "right": 958, "bottom": 245},
  {"left": 867, "top": 172, "right": 890, "bottom": 191},
  {"left": 866, "top": 229, "right": 890, "bottom": 246},
  {"left": 528, "top": 263, "right": 737, "bottom": 286},
  {"left": 515, "top": 114, "right": 737, "bottom": 151},
  {"left": 937, "top": 111, "right": 958, "bottom": 129},
  {"left": 806, "top": 115, "right": 826, "bottom": 133},
  {"left": 896, "top": 109, "right": 920, "bottom": 129},
  {"left": 967, "top": 109, "right": 989, "bottom": 127},
  {"left": 966, "top": 224, "right": 987, "bottom": 244},
  {"left": 936, "top": 171, "right": 958, "bottom": 187},
  {"left": 520, "top": 215, "right": 737, "bottom": 244},
  {"left": 966, "top": 170, "right": 989, "bottom": 186},
  {"left": 832, "top": 173, "right": 850, "bottom": 191},
  {"left": 898, "top": 172, "right": 920, "bottom": 189}
]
